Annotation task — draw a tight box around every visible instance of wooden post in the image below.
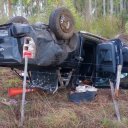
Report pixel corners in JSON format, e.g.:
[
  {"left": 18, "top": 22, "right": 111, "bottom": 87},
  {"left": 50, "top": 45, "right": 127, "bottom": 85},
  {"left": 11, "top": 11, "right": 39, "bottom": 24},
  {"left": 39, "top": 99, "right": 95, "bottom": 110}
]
[
  {"left": 19, "top": 37, "right": 36, "bottom": 127},
  {"left": 115, "top": 65, "right": 122, "bottom": 97},
  {"left": 109, "top": 63, "right": 122, "bottom": 121},
  {"left": 109, "top": 80, "right": 121, "bottom": 121},
  {"left": 19, "top": 56, "right": 28, "bottom": 127}
]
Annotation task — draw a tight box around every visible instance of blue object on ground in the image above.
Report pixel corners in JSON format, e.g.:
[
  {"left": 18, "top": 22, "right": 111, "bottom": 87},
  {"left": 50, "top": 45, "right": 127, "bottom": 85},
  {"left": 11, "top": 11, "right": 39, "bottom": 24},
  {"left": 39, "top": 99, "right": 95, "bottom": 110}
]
[{"left": 68, "top": 91, "right": 97, "bottom": 104}]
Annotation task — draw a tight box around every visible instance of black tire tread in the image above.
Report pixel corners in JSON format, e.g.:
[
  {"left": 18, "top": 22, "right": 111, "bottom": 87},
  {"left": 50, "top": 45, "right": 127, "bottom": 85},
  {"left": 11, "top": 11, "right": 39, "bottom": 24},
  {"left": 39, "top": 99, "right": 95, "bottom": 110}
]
[{"left": 49, "top": 7, "right": 74, "bottom": 40}]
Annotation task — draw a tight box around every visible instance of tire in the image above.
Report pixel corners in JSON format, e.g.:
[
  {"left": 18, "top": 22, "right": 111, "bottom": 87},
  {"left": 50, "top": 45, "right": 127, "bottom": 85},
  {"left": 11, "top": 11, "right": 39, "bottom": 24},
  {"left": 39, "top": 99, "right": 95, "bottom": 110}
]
[
  {"left": 7, "top": 16, "right": 29, "bottom": 24},
  {"left": 49, "top": 7, "right": 75, "bottom": 40}
]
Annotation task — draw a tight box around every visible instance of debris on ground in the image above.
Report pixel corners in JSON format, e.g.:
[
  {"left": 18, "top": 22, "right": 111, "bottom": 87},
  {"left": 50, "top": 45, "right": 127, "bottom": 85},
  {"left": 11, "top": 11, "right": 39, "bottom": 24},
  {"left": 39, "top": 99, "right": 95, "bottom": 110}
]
[
  {"left": 0, "top": 98, "right": 17, "bottom": 106},
  {"left": 68, "top": 83, "right": 97, "bottom": 104}
]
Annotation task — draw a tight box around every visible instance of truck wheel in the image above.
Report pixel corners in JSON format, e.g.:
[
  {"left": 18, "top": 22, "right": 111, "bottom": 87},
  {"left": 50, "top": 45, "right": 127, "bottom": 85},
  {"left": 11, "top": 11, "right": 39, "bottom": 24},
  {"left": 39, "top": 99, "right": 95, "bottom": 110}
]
[
  {"left": 7, "top": 16, "right": 29, "bottom": 24},
  {"left": 49, "top": 7, "right": 75, "bottom": 40}
]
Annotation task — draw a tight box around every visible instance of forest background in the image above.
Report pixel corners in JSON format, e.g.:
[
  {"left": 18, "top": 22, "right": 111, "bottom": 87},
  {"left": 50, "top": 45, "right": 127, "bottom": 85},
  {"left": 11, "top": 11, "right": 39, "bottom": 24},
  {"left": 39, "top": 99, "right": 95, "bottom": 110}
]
[
  {"left": 0, "top": 0, "right": 128, "bottom": 38},
  {"left": 0, "top": 1, "right": 128, "bottom": 128}
]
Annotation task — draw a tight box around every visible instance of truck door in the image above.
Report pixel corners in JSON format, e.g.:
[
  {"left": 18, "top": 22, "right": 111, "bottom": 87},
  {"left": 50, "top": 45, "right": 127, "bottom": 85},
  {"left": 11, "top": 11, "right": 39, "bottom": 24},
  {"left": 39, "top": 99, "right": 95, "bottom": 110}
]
[{"left": 96, "top": 39, "right": 123, "bottom": 76}]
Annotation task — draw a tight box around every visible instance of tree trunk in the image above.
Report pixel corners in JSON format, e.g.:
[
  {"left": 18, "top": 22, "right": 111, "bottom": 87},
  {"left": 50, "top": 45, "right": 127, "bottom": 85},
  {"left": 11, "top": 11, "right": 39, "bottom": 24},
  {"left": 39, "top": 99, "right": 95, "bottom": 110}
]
[
  {"left": 94, "top": 0, "right": 97, "bottom": 17},
  {"left": 89, "top": 0, "right": 92, "bottom": 16},
  {"left": 83, "top": 0, "right": 93, "bottom": 20},
  {"left": 36, "top": 0, "right": 40, "bottom": 14},
  {"left": 120, "top": 0, "right": 123, "bottom": 12},
  {"left": 8, "top": 0, "right": 12, "bottom": 17},
  {"left": 110, "top": 0, "right": 113, "bottom": 15},
  {"left": 103, "top": 0, "right": 106, "bottom": 16},
  {"left": 61, "top": 0, "right": 64, "bottom": 5},
  {"left": 19, "top": 0, "right": 23, "bottom": 16},
  {"left": 0, "top": 0, "right": 4, "bottom": 17}
]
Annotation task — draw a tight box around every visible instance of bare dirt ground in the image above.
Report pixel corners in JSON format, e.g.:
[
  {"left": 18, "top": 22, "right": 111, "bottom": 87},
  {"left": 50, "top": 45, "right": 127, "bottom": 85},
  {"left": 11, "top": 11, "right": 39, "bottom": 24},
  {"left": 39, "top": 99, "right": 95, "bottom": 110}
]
[{"left": 0, "top": 67, "right": 128, "bottom": 128}]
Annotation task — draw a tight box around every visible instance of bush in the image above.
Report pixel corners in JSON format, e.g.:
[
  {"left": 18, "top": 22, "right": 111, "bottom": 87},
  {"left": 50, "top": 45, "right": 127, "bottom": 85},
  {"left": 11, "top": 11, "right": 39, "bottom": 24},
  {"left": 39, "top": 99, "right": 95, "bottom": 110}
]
[
  {"left": 125, "top": 21, "right": 128, "bottom": 34},
  {"left": 81, "top": 16, "right": 121, "bottom": 38}
]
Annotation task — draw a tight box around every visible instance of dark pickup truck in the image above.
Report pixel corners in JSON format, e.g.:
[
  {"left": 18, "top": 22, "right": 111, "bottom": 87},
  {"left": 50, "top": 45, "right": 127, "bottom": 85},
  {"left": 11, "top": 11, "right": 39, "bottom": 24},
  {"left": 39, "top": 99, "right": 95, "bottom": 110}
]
[{"left": 0, "top": 8, "right": 128, "bottom": 92}]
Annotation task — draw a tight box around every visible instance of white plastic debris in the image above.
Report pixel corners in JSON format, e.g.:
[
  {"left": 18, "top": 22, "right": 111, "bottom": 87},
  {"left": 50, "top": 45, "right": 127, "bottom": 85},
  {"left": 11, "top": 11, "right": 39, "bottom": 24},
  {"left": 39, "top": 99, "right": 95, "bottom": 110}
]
[
  {"left": 75, "top": 85, "right": 97, "bottom": 93},
  {"left": 20, "top": 72, "right": 28, "bottom": 77},
  {"left": 0, "top": 98, "right": 17, "bottom": 106}
]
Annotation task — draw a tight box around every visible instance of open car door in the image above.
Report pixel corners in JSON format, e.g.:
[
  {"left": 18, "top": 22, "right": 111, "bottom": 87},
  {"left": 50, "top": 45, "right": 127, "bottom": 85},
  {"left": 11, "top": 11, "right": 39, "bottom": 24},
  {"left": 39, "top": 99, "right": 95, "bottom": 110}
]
[{"left": 96, "top": 39, "right": 123, "bottom": 86}]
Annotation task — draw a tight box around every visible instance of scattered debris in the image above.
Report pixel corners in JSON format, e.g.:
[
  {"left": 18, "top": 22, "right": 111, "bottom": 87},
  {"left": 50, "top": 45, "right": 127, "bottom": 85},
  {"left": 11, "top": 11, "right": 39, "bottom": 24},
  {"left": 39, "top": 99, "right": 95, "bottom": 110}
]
[
  {"left": 0, "top": 98, "right": 17, "bottom": 106},
  {"left": 68, "top": 83, "right": 97, "bottom": 104},
  {"left": 76, "top": 84, "right": 97, "bottom": 93}
]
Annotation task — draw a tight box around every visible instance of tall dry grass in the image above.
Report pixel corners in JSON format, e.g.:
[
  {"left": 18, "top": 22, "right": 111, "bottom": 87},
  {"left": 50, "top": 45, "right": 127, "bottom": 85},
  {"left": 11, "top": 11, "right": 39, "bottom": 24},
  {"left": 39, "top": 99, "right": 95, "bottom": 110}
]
[{"left": 0, "top": 69, "right": 128, "bottom": 128}]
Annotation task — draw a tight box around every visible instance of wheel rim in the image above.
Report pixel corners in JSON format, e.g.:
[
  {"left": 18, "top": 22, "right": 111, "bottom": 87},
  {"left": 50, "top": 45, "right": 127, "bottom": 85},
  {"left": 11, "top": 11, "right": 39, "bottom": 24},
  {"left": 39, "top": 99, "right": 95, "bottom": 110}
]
[{"left": 60, "top": 14, "right": 72, "bottom": 33}]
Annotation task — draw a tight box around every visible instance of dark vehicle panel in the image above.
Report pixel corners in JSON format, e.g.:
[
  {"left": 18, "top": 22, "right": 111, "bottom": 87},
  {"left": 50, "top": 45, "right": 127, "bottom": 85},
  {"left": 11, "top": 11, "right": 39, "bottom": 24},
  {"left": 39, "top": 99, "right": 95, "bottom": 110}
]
[{"left": 0, "top": 20, "right": 127, "bottom": 92}]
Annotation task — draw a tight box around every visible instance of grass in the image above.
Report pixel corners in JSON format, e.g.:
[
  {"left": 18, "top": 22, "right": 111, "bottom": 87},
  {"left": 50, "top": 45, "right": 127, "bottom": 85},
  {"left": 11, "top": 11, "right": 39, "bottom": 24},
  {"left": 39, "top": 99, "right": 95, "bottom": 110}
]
[
  {"left": 0, "top": 67, "right": 128, "bottom": 128},
  {"left": 42, "top": 108, "right": 79, "bottom": 128}
]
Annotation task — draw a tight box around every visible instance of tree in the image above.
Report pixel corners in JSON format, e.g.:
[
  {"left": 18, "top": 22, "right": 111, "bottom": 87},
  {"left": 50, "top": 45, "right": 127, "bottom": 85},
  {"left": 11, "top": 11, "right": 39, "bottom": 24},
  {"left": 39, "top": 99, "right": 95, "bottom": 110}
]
[
  {"left": 8, "top": 0, "right": 12, "bottom": 17},
  {"left": 94, "top": 0, "right": 97, "bottom": 17},
  {"left": 89, "top": 0, "right": 92, "bottom": 16},
  {"left": 110, "top": 0, "right": 114, "bottom": 15},
  {"left": 120, "top": 0, "right": 123, "bottom": 12},
  {"left": 103, "top": 0, "right": 106, "bottom": 16}
]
